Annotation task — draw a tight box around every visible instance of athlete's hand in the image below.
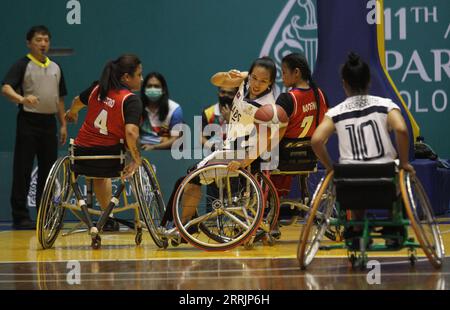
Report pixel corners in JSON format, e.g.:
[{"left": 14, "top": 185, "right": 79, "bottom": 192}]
[
  {"left": 227, "top": 160, "right": 241, "bottom": 172},
  {"left": 400, "top": 162, "right": 416, "bottom": 176},
  {"left": 21, "top": 95, "right": 39, "bottom": 108},
  {"left": 220, "top": 105, "right": 231, "bottom": 122},
  {"left": 59, "top": 125, "right": 67, "bottom": 145},
  {"left": 122, "top": 160, "right": 140, "bottom": 179},
  {"left": 142, "top": 144, "right": 156, "bottom": 151},
  {"left": 65, "top": 110, "right": 78, "bottom": 123},
  {"left": 227, "top": 69, "right": 243, "bottom": 79}
]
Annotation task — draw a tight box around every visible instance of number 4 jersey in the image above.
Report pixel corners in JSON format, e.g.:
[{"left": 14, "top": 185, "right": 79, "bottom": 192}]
[
  {"left": 326, "top": 95, "right": 400, "bottom": 164},
  {"left": 75, "top": 84, "right": 141, "bottom": 147}
]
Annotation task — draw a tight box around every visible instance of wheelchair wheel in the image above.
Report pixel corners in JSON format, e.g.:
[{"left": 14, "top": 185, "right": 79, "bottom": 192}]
[
  {"left": 253, "top": 171, "right": 280, "bottom": 243},
  {"left": 37, "top": 156, "right": 70, "bottom": 249},
  {"left": 400, "top": 170, "right": 445, "bottom": 269},
  {"left": 297, "top": 172, "right": 335, "bottom": 269},
  {"left": 133, "top": 158, "right": 167, "bottom": 248},
  {"left": 173, "top": 163, "right": 265, "bottom": 251}
]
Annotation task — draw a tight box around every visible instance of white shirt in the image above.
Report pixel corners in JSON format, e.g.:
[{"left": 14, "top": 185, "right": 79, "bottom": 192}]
[
  {"left": 224, "top": 80, "right": 276, "bottom": 151},
  {"left": 140, "top": 99, "right": 182, "bottom": 145},
  {"left": 326, "top": 95, "right": 400, "bottom": 164}
]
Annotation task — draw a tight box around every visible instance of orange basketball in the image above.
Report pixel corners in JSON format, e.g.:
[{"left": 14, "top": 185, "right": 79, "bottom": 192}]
[
  {"left": 254, "top": 104, "right": 289, "bottom": 125},
  {"left": 254, "top": 104, "right": 274, "bottom": 123}
]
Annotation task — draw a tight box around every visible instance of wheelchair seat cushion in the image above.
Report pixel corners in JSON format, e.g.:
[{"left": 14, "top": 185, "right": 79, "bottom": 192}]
[
  {"left": 276, "top": 137, "right": 317, "bottom": 172},
  {"left": 333, "top": 162, "right": 397, "bottom": 210},
  {"left": 71, "top": 144, "right": 125, "bottom": 178}
]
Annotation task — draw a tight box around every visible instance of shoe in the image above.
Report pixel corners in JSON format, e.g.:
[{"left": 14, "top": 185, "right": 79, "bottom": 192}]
[
  {"left": 171, "top": 231, "right": 188, "bottom": 247},
  {"left": 345, "top": 227, "right": 373, "bottom": 251},
  {"left": 102, "top": 218, "right": 120, "bottom": 232},
  {"left": 270, "top": 222, "right": 282, "bottom": 240},
  {"left": 171, "top": 225, "right": 200, "bottom": 247},
  {"left": 12, "top": 218, "right": 36, "bottom": 230},
  {"left": 270, "top": 227, "right": 282, "bottom": 240},
  {"left": 381, "top": 226, "right": 405, "bottom": 248}
]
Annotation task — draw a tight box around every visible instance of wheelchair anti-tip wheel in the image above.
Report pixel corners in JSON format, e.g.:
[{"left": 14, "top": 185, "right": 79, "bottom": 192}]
[
  {"left": 172, "top": 163, "right": 265, "bottom": 251},
  {"left": 400, "top": 170, "right": 445, "bottom": 269},
  {"left": 37, "top": 156, "right": 70, "bottom": 249},
  {"left": 297, "top": 172, "right": 336, "bottom": 269},
  {"left": 132, "top": 158, "right": 167, "bottom": 248}
]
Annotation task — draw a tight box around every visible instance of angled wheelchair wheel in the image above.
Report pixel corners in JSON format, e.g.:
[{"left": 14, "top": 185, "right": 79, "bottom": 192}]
[
  {"left": 173, "top": 163, "right": 265, "bottom": 251},
  {"left": 400, "top": 170, "right": 445, "bottom": 269},
  {"left": 37, "top": 156, "right": 70, "bottom": 249},
  {"left": 253, "top": 171, "right": 280, "bottom": 243},
  {"left": 133, "top": 158, "right": 167, "bottom": 248},
  {"left": 297, "top": 172, "right": 335, "bottom": 269}
]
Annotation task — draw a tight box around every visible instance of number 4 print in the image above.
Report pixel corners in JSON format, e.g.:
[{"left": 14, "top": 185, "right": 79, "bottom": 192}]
[{"left": 94, "top": 109, "right": 108, "bottom": 135}]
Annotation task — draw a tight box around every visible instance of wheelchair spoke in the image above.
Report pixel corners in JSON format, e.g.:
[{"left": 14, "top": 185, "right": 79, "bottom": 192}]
[
  {"left": 172, "top": 163, "right": 264, "bottom": 250},
  {"left": 222, "top": 209, "right": 250, "bottom": 230}
]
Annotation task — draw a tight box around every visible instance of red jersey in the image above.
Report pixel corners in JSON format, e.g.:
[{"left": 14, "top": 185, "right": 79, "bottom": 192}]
[
  {"left": 75, "top": 85, "right": 134, "bottom": 147},
  {"left": 283, "top": 87, "right": 328, "bottom": 139}
]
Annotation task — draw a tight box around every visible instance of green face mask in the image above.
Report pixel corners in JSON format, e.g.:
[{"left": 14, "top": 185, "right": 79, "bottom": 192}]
[{"left": 145, "top": 87, "right": 163, "bottom": 101}]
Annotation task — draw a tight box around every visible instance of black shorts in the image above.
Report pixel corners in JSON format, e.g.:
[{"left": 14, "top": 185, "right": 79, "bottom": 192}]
[{"left": 71, "top": 144, "right": 125, "bottom": 178}]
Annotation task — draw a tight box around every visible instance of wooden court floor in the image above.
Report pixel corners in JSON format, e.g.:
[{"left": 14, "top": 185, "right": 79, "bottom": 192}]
[{"left": 0, "top": 222, "right": 449, "bottom": 290}]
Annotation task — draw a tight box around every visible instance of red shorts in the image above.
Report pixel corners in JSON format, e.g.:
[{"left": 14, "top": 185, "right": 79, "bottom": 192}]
[{"left": 270, "top": 175, "right": 293, "bottom": 198}]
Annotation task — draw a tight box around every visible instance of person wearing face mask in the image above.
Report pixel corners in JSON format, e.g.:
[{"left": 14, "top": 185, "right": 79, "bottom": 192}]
[
  {"left": 200, "top": 86, "right": 238, "bottom": 150},
  {"left": 139, "top": 72, "right": 183, "bottom": 150}
]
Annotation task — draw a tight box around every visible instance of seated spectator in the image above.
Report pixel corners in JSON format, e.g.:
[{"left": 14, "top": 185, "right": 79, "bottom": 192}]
[
  {"left": 201, "top": 86, "right": 238, "bottom": 150},
  {"left": 140, "top": 72, "right": 183, "bottom": 150}
]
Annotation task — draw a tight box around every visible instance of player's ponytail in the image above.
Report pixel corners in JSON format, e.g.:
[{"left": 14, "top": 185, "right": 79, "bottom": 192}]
[
  {"left": 341, "top": 52, "right": 370, "bottom": 94},
  {"left": 99, "top": 54, "right": 141, "bottom": 101},
  {"left": 282, "top": 53, "right": 324, "bottom": 127}
]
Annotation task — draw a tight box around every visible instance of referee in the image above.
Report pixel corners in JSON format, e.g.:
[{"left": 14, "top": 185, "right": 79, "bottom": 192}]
[{"left": 1, "top": 25, "right": 67, "bottom": 229}]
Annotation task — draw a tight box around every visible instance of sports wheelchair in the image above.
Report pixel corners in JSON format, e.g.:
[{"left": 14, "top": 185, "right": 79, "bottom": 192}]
[
  {"left": 297, "top": 162, "right": 445, "bottom": 269},
  {"left": 36, "top": 139, "right": 166, "bottom": 249},
  {"left": 270, "top": 138, "right": 320, "bottom": 225},
  {"left": 145, "top": 161, "right": 273, "bottom": 251},
  {"left": 144, "top": 139, "right": 338, "bottom": 251},
  {"left": 267, "top": 138, "right": 342, "bottom": 241}
]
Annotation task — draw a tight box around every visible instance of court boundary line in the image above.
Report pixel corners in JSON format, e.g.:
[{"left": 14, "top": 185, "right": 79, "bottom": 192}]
[{"left": 0, "top": 253, "right": 433, "bottom": 264}]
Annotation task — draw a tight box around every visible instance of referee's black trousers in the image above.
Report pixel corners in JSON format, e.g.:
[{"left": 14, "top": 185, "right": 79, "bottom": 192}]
[{"left": 10, "top": 111, "right": 57, "bottom": 223}]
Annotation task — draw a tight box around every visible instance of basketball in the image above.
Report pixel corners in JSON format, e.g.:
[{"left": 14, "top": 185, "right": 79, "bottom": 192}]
[
  {"left": 254, "top": 104, "right": 274, "bottom": 123},
  {"left": 254, "top": 104, "right": 289, "bottom": 125}
]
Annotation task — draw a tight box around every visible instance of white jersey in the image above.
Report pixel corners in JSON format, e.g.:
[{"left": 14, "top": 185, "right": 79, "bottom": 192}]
[
  {"left": 223, "top": 79, "right": 276, "bottom": 151},
  {"left": 326, "top": 95, "right": 400, "bottom": 164},
  {"left": 144, "top": 99, "right": 182, "bottom": 136}
]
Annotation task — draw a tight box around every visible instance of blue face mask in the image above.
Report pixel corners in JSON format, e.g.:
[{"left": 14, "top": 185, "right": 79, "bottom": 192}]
[{"left": 145, "top": 87, "right": 163, "bottom": 101}]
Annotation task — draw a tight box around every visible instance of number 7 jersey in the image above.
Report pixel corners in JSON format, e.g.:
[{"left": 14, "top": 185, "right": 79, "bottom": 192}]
[
  {"left": 75, "top": 85, "right": 134, "bottom": 147},
  {"left": 283, "top": 87, "right": 328, "bottom": 139},
  {"left": 326, "top": 95, "right": 400, "bottom": 164}
]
